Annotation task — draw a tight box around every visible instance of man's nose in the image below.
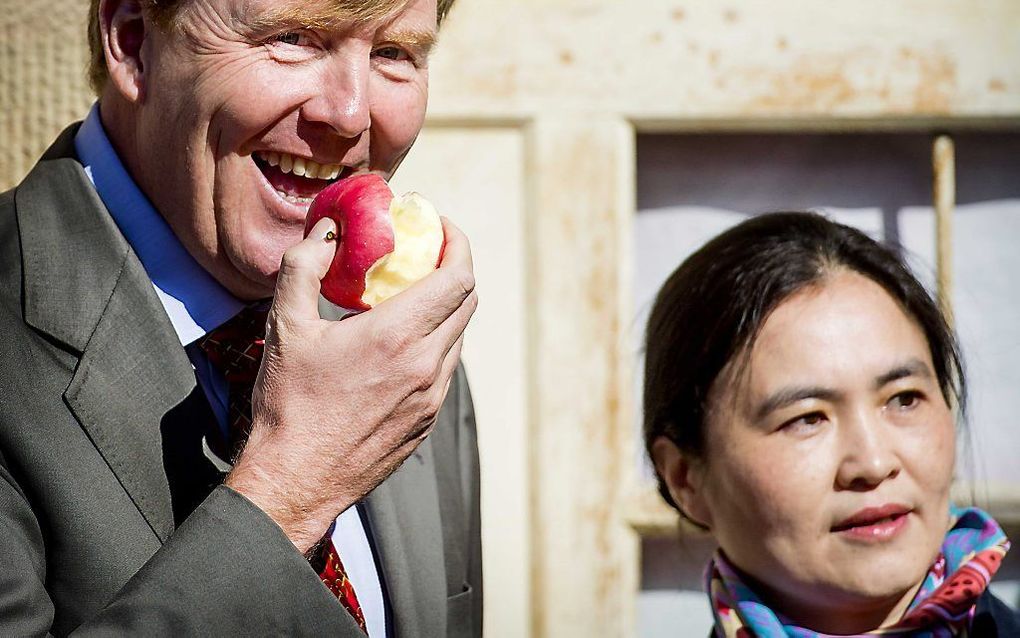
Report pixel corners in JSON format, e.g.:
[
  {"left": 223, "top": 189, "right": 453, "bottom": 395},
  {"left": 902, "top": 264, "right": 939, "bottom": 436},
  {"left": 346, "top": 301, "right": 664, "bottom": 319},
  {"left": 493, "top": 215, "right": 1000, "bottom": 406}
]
[
  {"left": 301, "top": 56, "right": 372, "bottom": 139},
  {"left": 835, "top": 408, "right": 901, "bottom": 490}
]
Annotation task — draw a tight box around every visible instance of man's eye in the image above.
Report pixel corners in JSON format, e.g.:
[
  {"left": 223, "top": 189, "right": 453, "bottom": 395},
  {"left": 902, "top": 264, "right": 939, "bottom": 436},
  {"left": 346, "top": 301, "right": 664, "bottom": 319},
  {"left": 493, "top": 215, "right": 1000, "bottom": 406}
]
[
  {"left": 373, "top": 45, "right": 409, "bottom": 61},
  {"left": 275, "top": 32, "right": 303, "bottom": 46}
]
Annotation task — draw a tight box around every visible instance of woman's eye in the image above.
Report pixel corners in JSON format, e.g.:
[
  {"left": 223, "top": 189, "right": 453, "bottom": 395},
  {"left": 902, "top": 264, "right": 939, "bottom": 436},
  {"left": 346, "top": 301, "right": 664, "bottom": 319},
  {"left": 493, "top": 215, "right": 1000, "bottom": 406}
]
[
  {"left": 373, "top": 45, "right": 409, "bottom": 61},
  {"left": 890, "top": 390, "right": 922, "bottom": 410},
  {"left": 799, "top": 412, "right": 825, "bottom": 426},
  {"left": 781, "top": 411, "right": 827, "bottom": 433}
]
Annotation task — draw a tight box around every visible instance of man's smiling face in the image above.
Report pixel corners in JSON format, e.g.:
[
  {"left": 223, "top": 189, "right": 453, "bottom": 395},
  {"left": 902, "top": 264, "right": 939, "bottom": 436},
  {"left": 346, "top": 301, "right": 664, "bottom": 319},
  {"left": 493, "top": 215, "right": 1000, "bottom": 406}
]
[{"left": 123, "top": 0, "right": 436, "bottom": 299}]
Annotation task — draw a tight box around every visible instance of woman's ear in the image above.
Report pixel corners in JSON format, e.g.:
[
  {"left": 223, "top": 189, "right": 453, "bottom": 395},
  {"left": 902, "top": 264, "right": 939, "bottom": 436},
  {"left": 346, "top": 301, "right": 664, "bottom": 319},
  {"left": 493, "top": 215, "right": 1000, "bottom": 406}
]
[
  {"left": 98, "top": 0, "right": 149, "bottom": 102},
  {"left": 651, "top": 435, "right": 712, "bottom": 529}
]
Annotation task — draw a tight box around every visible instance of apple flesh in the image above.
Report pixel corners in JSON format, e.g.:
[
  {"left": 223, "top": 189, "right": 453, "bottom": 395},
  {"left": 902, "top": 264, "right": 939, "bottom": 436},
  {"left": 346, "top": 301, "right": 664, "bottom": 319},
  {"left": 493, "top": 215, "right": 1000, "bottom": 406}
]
[{"left": 303, "top": 173, "right": 445, "bottom": 311}]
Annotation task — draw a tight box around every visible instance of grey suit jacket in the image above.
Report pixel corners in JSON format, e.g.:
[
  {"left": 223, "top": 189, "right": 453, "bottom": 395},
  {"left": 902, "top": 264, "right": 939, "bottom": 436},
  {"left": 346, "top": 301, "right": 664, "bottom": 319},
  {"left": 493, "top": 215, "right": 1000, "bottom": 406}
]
[{"left": 0, "top": 127, "right": 482, "bottom": 637}]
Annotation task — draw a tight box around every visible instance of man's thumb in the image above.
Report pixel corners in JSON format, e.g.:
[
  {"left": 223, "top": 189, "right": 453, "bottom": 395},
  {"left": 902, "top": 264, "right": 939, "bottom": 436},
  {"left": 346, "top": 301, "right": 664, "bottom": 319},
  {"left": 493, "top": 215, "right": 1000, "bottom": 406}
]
[{"left": 273, "top": 217, "right": 337, "bottom": 321}]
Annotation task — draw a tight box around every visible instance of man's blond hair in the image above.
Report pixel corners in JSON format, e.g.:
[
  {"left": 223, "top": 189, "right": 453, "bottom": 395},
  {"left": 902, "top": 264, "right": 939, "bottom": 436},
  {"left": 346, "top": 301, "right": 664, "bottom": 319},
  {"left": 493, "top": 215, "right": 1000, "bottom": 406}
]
[{"left": 86, "top": 0, "right": 457, "bottom": 94}]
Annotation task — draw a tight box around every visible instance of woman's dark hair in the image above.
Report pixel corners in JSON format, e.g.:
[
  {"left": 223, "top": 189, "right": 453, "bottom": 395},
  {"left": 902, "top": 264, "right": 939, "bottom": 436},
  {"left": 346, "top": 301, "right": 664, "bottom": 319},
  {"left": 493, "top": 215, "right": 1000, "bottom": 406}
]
[{"left": 643, "top": 211, "right": 965, "bottom": 514}]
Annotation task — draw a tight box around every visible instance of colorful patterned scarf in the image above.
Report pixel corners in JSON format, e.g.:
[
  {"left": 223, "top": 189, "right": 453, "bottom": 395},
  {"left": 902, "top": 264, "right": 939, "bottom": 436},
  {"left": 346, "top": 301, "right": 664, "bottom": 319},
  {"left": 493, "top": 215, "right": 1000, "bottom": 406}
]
[{"left": 707, "top": 507, "right": 1010, "bottom": 637}]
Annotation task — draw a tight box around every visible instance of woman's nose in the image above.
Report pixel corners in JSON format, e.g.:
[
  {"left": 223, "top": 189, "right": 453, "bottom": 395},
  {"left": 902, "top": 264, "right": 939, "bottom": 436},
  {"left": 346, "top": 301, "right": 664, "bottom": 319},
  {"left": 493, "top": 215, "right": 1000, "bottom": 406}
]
[
  {"left": 835, "top": 409, "right": 901, "bottom": 490},
  {"left": 300, "top": 56, "right": 372, "bottom": 139}
]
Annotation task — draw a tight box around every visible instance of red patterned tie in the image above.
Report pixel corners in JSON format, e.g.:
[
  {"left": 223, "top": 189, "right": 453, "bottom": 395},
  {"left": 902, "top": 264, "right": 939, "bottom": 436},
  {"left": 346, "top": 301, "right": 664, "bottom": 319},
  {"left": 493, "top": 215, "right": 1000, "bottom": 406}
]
[
  {"left": 198, "top": 306, "right": 269, "bottom": 460},
  {"left": 199, "top": 307, "right": 367, "bottom": 632},
  {"left": 319, "top": 537, "right": 368, "bottom": 632}
]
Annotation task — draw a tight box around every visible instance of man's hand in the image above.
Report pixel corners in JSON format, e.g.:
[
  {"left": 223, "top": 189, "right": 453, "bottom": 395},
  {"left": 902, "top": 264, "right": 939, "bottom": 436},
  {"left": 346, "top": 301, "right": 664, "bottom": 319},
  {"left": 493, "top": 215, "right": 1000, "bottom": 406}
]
[{"left": 224, "top": 216, "right": 477, "bottom": 553}]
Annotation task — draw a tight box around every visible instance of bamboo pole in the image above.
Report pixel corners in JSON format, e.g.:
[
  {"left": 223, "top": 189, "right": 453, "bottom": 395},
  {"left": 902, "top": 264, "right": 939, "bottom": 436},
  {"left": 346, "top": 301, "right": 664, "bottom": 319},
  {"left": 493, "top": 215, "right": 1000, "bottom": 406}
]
[{"left": 933, "top": 134, "right": 956, "bottom": 328}]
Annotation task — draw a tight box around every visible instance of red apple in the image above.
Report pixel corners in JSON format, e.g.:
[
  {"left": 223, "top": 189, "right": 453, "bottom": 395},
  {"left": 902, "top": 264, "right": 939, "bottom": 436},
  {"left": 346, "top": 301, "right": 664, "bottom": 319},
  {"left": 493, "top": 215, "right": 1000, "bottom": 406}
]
[{"left": 303, "top": 173, "right": 445, "bottom": 311}]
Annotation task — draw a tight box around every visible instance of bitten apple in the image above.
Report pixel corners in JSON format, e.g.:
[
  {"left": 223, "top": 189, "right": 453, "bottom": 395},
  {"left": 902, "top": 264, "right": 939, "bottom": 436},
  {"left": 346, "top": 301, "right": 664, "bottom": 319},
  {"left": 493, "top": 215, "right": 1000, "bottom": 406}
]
[{"left": 303, "top": 173, "right": 445, "bottom": 311}]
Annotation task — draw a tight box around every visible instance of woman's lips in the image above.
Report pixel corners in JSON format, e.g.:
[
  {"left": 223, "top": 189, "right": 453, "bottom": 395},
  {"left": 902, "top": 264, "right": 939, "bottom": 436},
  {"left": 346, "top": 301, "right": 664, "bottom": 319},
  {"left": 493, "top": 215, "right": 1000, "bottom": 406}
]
[{"left": 832, "top": 504, "right": 912, "bottom": 542}]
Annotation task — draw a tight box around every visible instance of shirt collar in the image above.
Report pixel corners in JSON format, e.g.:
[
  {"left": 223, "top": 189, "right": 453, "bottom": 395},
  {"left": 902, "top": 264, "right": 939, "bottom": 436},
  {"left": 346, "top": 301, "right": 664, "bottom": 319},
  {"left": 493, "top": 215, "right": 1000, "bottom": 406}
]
[{"left": 74, "top": 103, "right": 244, "bottom": 345}]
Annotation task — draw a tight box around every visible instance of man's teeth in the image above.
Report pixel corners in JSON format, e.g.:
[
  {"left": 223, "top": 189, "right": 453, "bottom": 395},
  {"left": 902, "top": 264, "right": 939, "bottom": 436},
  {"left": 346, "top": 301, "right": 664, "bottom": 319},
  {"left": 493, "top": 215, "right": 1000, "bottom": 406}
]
[
  {"left": 279, "top": 193, "right": 314, "bottom": 205},
  {"left": 256, "top": 151, "right": 342, "bottom": 180}
]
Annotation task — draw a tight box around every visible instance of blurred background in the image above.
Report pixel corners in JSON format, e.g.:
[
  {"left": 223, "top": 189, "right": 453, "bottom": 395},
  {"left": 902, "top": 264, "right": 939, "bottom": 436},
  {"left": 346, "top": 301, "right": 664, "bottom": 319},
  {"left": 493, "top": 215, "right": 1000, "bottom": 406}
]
[{"left": 2, "top": 1, "right": 1019, "bottom": 636}]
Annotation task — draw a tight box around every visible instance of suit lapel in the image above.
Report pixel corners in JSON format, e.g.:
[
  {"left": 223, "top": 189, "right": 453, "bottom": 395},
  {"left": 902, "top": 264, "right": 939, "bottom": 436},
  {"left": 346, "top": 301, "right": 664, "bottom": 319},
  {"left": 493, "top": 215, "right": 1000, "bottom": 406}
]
[
  {"left": 17, "top": 132, "right": 195, "bottom": 541},
  {"left": 61, "top": 277, "right": 196, "bottom": 542},
  {"left": 363, "top": 436, "right": 448, "bottom": 636}
]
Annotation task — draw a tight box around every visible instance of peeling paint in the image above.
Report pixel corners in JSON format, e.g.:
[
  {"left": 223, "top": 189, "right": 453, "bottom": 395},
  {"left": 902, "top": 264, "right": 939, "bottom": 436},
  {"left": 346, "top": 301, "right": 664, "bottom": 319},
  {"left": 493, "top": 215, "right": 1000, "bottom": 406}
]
[
  {"left": 731, "top": 47, "right": 957, "bottom": 114},
  {"left": 530, "top": 119, "right": 634, "bottom": 633},
  {"left": 901, "top": 48, "right": 957, "bottom": 113}
]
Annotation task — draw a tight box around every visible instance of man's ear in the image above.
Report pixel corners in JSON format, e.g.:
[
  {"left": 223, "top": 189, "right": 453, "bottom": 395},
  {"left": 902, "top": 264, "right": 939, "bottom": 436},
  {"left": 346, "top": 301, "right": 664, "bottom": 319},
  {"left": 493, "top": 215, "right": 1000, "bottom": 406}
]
[
  {"left": 98, "top": 0, "right": 149, "bottom": 102},
  {"left": 650, "top": 435, "right": 712, "bottom": 529}
]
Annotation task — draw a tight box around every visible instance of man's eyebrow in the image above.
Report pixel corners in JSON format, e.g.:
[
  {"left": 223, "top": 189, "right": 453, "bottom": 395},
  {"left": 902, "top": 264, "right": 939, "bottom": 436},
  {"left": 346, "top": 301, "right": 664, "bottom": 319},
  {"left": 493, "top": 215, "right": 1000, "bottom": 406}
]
[
  {"left": 247, "top": 2, "right": 403, "bottom": 34},
  {"left": 244, "top": 9, "right": 438, "bottom": 59},
  {"left": 874, "top": 358, "right": 933, "bottom": 389},
  {"left": 248, "top": 7, "right": 341, "bottom": 33},
  {"left": 379, "top": 28, "right": 437, "bottom": 57},
  {"left": 755, "top": 386, "right": 842, "bottom": 420}
]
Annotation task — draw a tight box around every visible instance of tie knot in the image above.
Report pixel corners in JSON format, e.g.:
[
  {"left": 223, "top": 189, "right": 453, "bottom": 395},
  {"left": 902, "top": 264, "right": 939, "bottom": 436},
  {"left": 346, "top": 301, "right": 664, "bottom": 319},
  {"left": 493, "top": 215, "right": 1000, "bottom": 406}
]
[{"left": 199, "top": 306, "right": 269, "bottom": 384}]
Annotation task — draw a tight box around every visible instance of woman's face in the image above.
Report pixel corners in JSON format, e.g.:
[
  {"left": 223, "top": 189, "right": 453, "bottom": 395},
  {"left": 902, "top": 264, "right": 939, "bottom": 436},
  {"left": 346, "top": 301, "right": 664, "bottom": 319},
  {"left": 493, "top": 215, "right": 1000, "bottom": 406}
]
[{"left": 661, "top": 271, "right": 956, "bottom": 629}]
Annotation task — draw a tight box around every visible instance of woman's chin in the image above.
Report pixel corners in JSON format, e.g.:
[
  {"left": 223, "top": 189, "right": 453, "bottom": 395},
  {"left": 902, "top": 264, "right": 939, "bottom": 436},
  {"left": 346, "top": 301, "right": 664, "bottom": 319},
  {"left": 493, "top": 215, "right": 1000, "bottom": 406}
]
[{"left": 782, "top": 569, "right": 926, "bottom": 633}]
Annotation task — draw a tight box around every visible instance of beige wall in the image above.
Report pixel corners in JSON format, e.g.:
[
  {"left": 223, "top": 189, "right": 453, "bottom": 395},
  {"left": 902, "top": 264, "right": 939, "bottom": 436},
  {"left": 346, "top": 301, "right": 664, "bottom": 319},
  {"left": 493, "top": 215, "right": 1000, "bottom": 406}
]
[
  {"left": 427, "top": 0, "right": 1020, "bottom": 125},
  {"left": 3, "top": 1, "right": 1020, "bottom": 636},
  {"left": 0, "top": 0, "right": 93, "bottom": 185}
]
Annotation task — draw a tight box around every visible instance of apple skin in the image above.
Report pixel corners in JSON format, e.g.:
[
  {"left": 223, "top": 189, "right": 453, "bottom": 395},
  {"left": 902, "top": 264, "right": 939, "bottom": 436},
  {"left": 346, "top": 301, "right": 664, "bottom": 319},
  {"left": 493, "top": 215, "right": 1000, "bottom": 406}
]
[
  {"left": 304, "top": 173, "right": 395, "bottom": 311},
  {"left": 303, "top": 173, "right": 445, "bottom": 311}
]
